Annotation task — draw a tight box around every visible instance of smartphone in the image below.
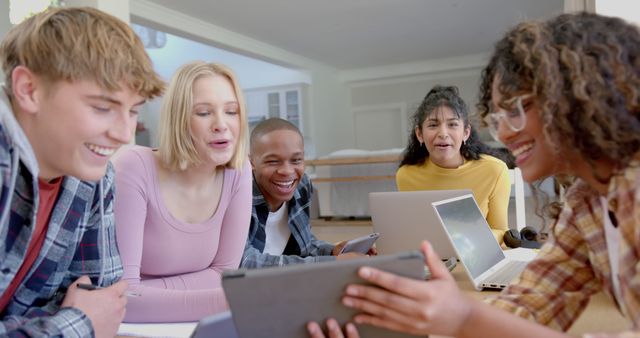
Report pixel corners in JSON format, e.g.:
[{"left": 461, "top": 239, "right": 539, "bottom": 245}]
[{"left": 339, "top": 232, "right": 380, "bottom": 254}]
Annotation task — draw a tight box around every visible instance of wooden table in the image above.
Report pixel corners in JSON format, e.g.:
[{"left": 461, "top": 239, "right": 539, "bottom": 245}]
[
  {"left": 438, "top": 266, "right": 629, "bottom": 337},
  {"left": 117, "top": 265, "right": 629, "bottom": 338}
]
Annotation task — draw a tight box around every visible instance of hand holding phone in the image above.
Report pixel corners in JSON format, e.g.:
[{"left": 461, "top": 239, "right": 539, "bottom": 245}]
[{"left": 339, "top": 232, "right": 380, "bottom": 254}]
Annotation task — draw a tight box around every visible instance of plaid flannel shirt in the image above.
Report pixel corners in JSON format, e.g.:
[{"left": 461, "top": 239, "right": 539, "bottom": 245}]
[
  {"left": 241, "top": 173, "right": 335, "bottom": 268},
  {"left": 486, "top": 153, "right": 640, "bottom": 337},
  {"left": 0, "top": 88, "right": 122, "bottom": 337}
]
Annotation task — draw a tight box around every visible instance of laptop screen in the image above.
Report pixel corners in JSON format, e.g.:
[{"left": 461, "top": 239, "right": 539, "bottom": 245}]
[{"left": 433, "top": 195, "right": 505, "bottom": 279}]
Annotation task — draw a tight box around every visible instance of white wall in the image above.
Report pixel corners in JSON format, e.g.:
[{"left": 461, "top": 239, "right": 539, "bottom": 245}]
[
  {"left": 343, "top": 55, "right": 490, "bottom": 151},
  {"left": 0, "top": 0, "right": 12, "bottom": 81},
  {"left": 129, "top": 2, "right": 580, "bottom": 157},
  {"left": 0, "top": 0, "right": 10, "bottom": 39},
  {"left": 65, "top": 0, "right": 130, "bottom": 22},
  {"left": 137, "top": 28, "right": 312, "bottom": 147},
  {"left": 307, "top": 68, "right": 352, "bottom": 156},
  {"left": 130, "top": 0, "right": 351, "bottom": 156},
  {"left": 143, "top": 29, "right": 311, "bottom": 89},
  {"left": 595, "top": 0, "right": 640, "bottom": 24}
]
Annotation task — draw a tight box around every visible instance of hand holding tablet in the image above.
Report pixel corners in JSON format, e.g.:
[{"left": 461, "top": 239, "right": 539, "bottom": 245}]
[{"left": 222, "top": 251, "right": 424, "bottom": 338}]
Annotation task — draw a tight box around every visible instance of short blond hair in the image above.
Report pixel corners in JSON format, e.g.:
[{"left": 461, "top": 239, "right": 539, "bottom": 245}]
[
  {"left": 0, "top": 7, "right": 164, "bottom": 99},
  {"left": 158, "top": 61, "right": 247, "bottom": 171}
]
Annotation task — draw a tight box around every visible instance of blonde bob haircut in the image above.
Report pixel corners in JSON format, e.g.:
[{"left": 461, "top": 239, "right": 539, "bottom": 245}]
[
  {"left": 0, "top": 7, "right": 164, "bottom": 99},
  {"left": 158, "top": 61, "right": 247, "bottom": 171}
]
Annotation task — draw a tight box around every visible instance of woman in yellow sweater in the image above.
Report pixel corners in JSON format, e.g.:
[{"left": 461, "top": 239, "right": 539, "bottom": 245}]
[{"left": 396, "top": 85, "right": 510, "bottom": 240}]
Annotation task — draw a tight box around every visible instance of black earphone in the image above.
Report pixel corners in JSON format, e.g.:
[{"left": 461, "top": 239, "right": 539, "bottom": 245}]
[{"left": 503, "top": 227, "right": 542, "bottom": 249}]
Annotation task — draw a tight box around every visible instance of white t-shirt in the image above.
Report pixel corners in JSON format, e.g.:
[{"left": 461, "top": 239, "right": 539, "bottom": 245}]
[
  {"left": 263, "top": 202, "right": 291, "bottom": 255},
  {"left": 601, "top": 197, "right": 627, "bottom": 317}
]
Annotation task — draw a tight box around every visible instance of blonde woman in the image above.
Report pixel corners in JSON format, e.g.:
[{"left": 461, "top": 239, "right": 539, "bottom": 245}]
[{"left": 114, "top": 61, "right": 251, "bottom": 322}]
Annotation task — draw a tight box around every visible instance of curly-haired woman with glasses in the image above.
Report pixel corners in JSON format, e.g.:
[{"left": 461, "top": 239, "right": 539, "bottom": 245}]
[
  {"left": 396, "top": 85, "right": 511, "bottom": 241},
  {"left": 309, "top": 12, "right": 640, "bottom": 338}
]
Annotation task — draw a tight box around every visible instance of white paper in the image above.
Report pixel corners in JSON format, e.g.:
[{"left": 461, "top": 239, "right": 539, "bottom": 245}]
[
  {"left": 117, "top": 322, "right": 197, "bottom": 338},
  {"left": 504, "top": 247, "right": 539, "bottom": 261}
]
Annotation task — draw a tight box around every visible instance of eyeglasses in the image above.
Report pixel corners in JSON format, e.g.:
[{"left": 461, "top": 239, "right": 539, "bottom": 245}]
[{"left": 483, "top": 95, "right": 530, "bottom": 141}]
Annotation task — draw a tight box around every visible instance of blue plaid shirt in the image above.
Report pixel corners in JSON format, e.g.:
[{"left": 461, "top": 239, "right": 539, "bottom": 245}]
[
  {"left": 0, "top": 89, "right": 122, "bottom": 337},
  {"left": 241, "top": 174, "right": 335, "bottom": 268}
]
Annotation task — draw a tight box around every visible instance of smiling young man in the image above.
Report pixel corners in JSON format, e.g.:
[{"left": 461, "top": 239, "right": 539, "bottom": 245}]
[
  {"left": 241, "top": 118, "right": 362, "bottom": 268},
  {"left": 0, "top": 7, "right": 163, "bottom": 337}
]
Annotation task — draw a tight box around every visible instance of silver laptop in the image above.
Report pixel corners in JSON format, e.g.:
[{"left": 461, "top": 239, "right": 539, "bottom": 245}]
[
  {"left": 369, "top": 190, "right": 471, "bottom": 258},
  {"left": 432, "top": 194, "right": 533, "bottom": 290}
]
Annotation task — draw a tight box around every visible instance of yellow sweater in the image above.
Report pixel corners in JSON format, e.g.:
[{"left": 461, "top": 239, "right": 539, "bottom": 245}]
[{"left": 396, "top": 154, "right": 510, "bottom": 242}]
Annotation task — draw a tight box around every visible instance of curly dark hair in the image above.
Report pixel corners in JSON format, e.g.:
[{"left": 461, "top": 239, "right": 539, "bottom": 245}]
[
  {"left": 477, "top": 12, "right": 640, "bottom": 224},
  {"left": 478, "top": 12, "right": 640, "bottom": 176},
  {"left": 400, "top": 85, "right": 494, "bottom": 166}
]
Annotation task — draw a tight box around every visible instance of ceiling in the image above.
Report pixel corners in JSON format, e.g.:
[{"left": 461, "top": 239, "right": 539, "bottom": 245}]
[{"left": 149, "top": 0, "right": 564, "bottom": 70}]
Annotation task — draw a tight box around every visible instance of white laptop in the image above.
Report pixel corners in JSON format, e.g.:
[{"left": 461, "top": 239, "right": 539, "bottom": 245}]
[
  {"left": 369, "top": 190, "right": 471, "bottom": 258},
  {"left": 432, "top": 194, "right": 534, "bottom": 290}
]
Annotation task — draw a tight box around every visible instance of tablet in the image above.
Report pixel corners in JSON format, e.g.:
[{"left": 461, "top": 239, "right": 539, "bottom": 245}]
[
  {"left": 191, "top": 311, "right": 238, "bottom": 338},
  {"left": 222, "top": 251, "right": 424, "bottom": 338},
  {"left": 339, "top": 232, "right": 380, "bottom": 254}
]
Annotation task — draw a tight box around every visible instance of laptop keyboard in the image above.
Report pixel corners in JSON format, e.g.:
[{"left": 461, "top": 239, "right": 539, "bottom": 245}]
[
  {"left": 424, "top": 257, "right": 457, "bottom": 280},
  {"left": 488, "top": 260, "right": 528, "bottom": 285}
]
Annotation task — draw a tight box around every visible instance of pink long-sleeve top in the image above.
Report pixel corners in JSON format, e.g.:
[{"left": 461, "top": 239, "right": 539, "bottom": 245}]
[{"left": 113, "top": 146, "right": 251, "bottom": 322}]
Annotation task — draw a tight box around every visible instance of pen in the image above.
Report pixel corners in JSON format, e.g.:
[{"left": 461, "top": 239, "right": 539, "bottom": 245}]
[{"left": 76, "top": 283, "right": 141, "bottom": 297}]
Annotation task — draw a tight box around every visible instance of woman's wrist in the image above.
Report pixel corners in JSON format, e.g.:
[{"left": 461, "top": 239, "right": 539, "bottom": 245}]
[{"left": 456, "top": 296, "right": 484, "bottom": 338}]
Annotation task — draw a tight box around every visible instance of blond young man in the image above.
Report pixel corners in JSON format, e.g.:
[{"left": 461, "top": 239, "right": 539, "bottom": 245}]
[{"left": 0, "top": 7, "right": 163, "bottom": 337}]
